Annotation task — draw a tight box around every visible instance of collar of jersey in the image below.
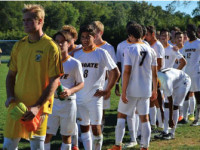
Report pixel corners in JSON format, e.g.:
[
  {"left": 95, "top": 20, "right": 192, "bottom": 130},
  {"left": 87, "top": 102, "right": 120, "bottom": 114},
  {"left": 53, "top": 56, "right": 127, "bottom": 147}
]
[
  {"left": 126, "top": 39, "right": 135, "bottom": 44},
  {"left": 62, "top": 55, "right": 71, "bottom": 63},
  {"left": 164, "top": 43, "right": 169, "bottom": 48},
  {"left": 189, "top": 39, "right": 197, "bottom": 43},
  {"left": 83, "top": 47, "right": 96, "bottom": 53},
  {"left": 96, "top": 41, "right": 106, "bottom": 47},
  {"left": 151, "top": 40, "right": 157, "bottom": 46}
]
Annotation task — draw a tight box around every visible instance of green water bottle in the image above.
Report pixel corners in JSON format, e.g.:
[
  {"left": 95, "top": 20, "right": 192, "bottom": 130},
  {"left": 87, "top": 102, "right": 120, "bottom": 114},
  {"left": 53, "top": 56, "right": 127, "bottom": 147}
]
[{"left": 57, "top": 84, "right": 65, "bottom": 101}]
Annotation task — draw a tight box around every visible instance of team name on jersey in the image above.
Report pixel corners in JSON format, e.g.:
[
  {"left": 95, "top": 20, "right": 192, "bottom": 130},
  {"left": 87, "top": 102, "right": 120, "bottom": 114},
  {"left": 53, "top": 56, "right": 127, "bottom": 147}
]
[
  {"left": 60, "top": 74, "right": 69, "bottom": 79},
  {"left": 82, "top": 63, "right": 99, "bottom": 68},
  {"left": 185, "top": 48, "right": 196, "bottom": 52}
]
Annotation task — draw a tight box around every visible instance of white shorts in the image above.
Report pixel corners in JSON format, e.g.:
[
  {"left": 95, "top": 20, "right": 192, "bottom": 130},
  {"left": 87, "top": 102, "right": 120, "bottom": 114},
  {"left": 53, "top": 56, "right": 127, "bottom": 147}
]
[
  {"left": 190, "top": 76, "right": 200, "bottom": 92},
  {"left": 47, "top": 98, "right": 77, "bottom": 136},
  {"left": 118, "top": 96, "right": 150, "bottom": 116},
  {"left": 103, "top": 79, "right": 110, "bottom": 110},
  {"left": 77, "top": 96, "right": 103, "bottom": 125}
]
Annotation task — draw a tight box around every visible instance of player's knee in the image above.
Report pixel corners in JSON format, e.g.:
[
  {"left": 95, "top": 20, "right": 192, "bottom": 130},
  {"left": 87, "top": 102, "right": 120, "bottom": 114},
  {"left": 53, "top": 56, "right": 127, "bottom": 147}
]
[
  {"left": 80, "top": 125, "right": 90, "bottom": 133},
  {"left": 117, "top": 112, "right": 127, "bottom": 118},
  {"left": 62, "top": 135, "right": 71, "bottom": 144},
  {"left": 92, "top": 125, "right": 101, "bottom": 136},
  {"left": 45, "top": 134, "right": 53, "bottom": 143},
  {"left": 140, "top": 114, "right": 149, "bottom": 123}
]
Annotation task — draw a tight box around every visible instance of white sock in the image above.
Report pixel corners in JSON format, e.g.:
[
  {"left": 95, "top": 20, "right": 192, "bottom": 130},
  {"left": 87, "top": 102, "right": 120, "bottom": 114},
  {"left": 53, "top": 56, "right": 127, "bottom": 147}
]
[
  {"left": 164, "top": 108, "right": 169, "bottom": 134},
  {"left": 30, "top": 136, "right": 45, "bottom": 150},
  {"left": 93, "top": 134, "right": 103, "bottom": 150},
  {"left": 150, "top": 106, "right": 157, "bottom": 126},
  {"left": 81, "top": 132, "right": 92, "bottom": 150},
  {"left": 44, "top": 142, "right": 50, "bottom": 150},
  {"left": 127, "top": 115, "right": 136, "bottom": 142},
  {"left": 135, "top": 114, "right": 139, "bottom": 137},
  {"left": 3, "top": 138, "right": 20, "bottom": 150},
  {"left": 189, "top": 96, "right": 196, "bottom": 115},
  {"left": 157, "top": 108, "right": 163, "bottom": 128},
  {"left": 115, "top": 118, "right": 125, "bottom": 145},
  {"left": 179, "top": 106, "right": 183, "bottom": 117},
  {"left": 140, "top": 122, "right": 151, "bottom": 148},
  {"left": 72, "top": 123, "right": 78, "bottom": 147},
  {"left": 61, "top": 143, "right": 71, "bottom": 150},
  {"left": 137, "top": 119, "right": 142, "bottom": 137},
  {"left": 195, "top": 104, "right": 200, "bottom": 121},
  {"left": 171, "top": 109, "right": 179, "bottom": 136},
  {"left": 183, "top": 100, "right": 189, "bottom": 121}
]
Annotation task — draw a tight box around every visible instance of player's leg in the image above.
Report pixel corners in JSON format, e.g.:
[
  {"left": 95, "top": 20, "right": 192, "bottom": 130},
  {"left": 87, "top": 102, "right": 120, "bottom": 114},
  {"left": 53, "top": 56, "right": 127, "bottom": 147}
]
[
  {"left": 149, "top": 101, "right": 157, "bottom": 131},
  {"left": 188, "top": 93, "right": 196, "bottom": 121},
  {"left": 3, "top": 137, "right": 20, "bottom": 150}
]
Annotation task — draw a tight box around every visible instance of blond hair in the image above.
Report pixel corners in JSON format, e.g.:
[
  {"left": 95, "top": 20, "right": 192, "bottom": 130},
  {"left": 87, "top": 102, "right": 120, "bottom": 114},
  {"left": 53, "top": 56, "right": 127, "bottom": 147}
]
[
  {"left": 61, "top": 25, "right": 78, "bottom": 41},
  {"left": 92, "top": 21, "right": 104, "bottom": 33},
  {"left": 22, "top": 4, "right": 45, "bottom": 20}
]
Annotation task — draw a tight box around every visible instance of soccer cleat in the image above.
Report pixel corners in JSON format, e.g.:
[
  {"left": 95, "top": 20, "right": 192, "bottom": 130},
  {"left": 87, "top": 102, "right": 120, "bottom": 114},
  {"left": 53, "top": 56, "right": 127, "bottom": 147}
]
[
  {"left": 157, "top": 127, "right": 163, "bottom": 133},
  {"left": 72, "top": 146, "right": 79, "bottom": 150},
  {"left": 178, "top": 116, "right": 183, "bottom": 121},
  {"left": 124, "top": 141, "right": 138, "bottom": 148},
  {"left": 154, "top": 131, "right": 167, "bottom": 139},
  {"left": 162, "top": 133, "right": 174, "bottom": 140},
  {"left": 188, "top": 114, "right": 195, "bottom": 121},
  {"left": 178, "top": 119, "right": 188, "bottom": 124},
  {"left": 190, "top": 120, "right": 199, "bottom": 126},
  {"left": 107, "top": 145, "right": 122, "bottom": 150}
]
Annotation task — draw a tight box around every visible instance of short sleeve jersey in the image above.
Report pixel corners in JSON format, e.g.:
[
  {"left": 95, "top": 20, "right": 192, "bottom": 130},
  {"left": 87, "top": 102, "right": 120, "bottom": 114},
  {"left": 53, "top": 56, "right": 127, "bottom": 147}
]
[
  {"left": 97, "top": 41, "right": 117, "bottom": 63},
  {"left": 158, "top": 68, "right": 189, "bottom": 97},
  {"left": 182, "top": 39, "right": 200, "bottom": 77},
  {"left": 9, "top": 34, "right": 63, "bottom": 114},
  {"left": 164, "top": 44, "right": 183, "bottom": 68},
  {"left": 124, "top": 42, "right": 157, "bottom": 97},
  {"left": 151, "top": 40, "right": 165, "bottom": 69},
  {"left": 74, "top": 47, "right": 117, "bottom": 104},
  {"left": 60, "top": 56, "right": 84, "bottom": 97}
]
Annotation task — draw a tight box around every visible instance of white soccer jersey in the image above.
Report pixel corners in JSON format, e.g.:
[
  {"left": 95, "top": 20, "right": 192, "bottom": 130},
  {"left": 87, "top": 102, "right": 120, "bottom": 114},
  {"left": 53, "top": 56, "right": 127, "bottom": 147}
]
[
  {"left": 97, "top": 41, "right": 117, "bottom": 63},
  {"left": 164, "top": 44, "right": 183, "bottom": 68},
  {"left": 124, "top": 42, "right": 157, "bottom": 97},
  {"left": 116, "top": 40, "right": 134, "bottom": 72},
  {"left": 182, "top": 39, "right": 200, "bottom": 77},
  {"left": 60, "top": 56, "right": 84, "bottom": 98},
  {"left": 69, "top": 44, "right": 82, "bottom": 56},
  {"left": 151, "top": 40, "right": 165, "bottom": 69},
  {"left": 158, "top": 68, "right": 190, "bottom": 97},
  {"left": 74, "top": 47, "right": 117, "bottom": 104}
]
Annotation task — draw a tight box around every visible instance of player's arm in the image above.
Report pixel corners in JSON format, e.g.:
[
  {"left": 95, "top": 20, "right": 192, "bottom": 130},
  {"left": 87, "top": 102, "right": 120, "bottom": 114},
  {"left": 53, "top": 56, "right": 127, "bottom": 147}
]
[
  {"left": 177, "top": 57, "right": 187, "bottom": 70},
  {"left": 115, "top": 62, "right": 121, "bottom": 96},
  {"left": 168, "top": 95, "right": 175, "bottom": 128},
  {"left": 157, "top": 58, "right": 163, "bottom": 71},
  {"left": 121, "top": 65, "right": 131, "bottom": 103},
  {"left": 23, "top": 75, "right": 60, "bottom": 121},
  {"left": 151, "top": 66, "right": 158, "bottom": 101},
  {"left": 5, "top": 70, "right": 17, "bottom": 107}
]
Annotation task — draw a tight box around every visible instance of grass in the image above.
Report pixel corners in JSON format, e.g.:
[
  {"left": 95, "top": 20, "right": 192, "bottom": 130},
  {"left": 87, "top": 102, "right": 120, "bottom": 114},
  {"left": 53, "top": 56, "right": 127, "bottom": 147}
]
[{"left": 0, "top": 55, "right": 200, "bottom": 149}]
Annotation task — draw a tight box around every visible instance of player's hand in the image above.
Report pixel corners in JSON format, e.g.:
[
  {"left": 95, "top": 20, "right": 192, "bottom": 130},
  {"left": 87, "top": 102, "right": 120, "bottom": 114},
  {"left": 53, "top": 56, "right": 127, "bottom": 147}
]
[
  {"left": 173, "top": 46, "right": 179, "bottom": 52},
  {"left": 150, "top": 90, "right": 157, "bottom": 101},
  {"left": 169, "top": 119, "right": 175, "bottom": 128},
  {"left": 121, "top": 94, "right": 128, "bottom": 104},
  {"left": 5, "top": 97, "right": 15, "bottom": 108},
  {"left": 94, "top": 89, "right": 110, "bottom": 99},
  {"left": 22, "top": 106, "right": 40, "bottom": 121},
  {"left": 60, "top": 88, "right": 72, "bottom": 99},
  {"left": 115, "top": 84, "right": 121, "bottom": 96}
]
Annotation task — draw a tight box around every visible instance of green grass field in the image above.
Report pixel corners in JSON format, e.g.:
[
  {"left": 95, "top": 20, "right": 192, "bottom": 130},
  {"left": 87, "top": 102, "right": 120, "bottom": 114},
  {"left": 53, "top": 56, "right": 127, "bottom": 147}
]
[{"left": 0, "top": 55, "right": 200, "bottom": 150}]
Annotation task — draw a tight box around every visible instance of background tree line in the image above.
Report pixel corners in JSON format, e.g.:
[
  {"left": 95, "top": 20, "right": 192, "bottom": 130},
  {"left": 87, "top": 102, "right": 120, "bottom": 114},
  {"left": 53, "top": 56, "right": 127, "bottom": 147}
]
[{"left": 0, "top": 1, "right": 200, "bottom": 51}]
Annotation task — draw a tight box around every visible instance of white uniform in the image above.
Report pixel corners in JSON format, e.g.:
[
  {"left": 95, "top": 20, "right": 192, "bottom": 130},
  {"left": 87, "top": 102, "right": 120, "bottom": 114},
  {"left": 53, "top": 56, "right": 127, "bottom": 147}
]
[
  {"left": 158, "top": 68, "right": 191, "bottom": 106},
  {"left": 168, "top": 40, "right": 176, "bottom": 46},
  {"left": 74, "top": 47, "right": 117, "bottom": 125},
  {"left": 47, "top": 56, "right": 84, "bottom": 136},
  {"left": 164, "top": 44, "right": 184, "bottom": 68},
  {"left": 151, "top": 40, "right": 165, "bottom": 69},
  {"left": 97, "top": 41, "right": 117, "bottom": 109},
  {"left": 182, "top": 39, "right": 200, "bottom": 92},
  {"left": 118, "top": 42, "right": 157, "bottom": 116}
]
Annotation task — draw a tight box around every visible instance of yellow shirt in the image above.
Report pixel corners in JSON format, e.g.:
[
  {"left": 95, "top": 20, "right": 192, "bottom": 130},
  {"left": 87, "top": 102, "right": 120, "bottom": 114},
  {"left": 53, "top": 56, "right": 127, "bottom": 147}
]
[{"left": 4, "top": 34, "right": 63, "bottom": 139}]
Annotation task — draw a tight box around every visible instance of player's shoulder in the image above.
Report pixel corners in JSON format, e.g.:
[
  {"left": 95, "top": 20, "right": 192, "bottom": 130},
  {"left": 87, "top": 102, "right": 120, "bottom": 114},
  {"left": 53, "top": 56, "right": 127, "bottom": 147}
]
[{"left": 117, "top": 40, "right": 127, "bottom": 47}]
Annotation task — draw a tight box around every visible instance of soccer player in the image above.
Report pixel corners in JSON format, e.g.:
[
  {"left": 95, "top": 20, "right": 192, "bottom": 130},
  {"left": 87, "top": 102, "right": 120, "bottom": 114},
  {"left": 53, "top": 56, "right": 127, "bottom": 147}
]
[
  {"left": 154, "top": 68, "right": 191, "bottom": 140},
  {"left": 91, "top": 20, "right": 117, "bottom": 130},
  {"left": 60, "top": 25, "right": 82, "bottom": 56},
  {"left": 146, "top": 25, "right": 165, "bottom": 132},
  {"left": 160, "top": 28, "right": 186, "bottom": 69},
  {"left": 74, "top": 24, "right": 120, "bottom": 150},
  {"left": 182, "top": 24, "right": 200, "bottom": 126},
  {"left": 168, "top": 26, "right": 181, "bottom": 46},
  {"left": 108, "top": 23, "right": 158, "bottom": 150},
  {"left": 44, "top": 30, "right": 84, "bottom": 150},
  {"left": 3, "top": 4, "right": 63, "bottom": 150}
]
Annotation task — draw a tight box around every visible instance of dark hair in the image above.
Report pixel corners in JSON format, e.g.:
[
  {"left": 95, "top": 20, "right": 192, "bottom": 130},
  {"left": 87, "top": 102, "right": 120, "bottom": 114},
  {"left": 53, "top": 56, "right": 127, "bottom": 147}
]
[
  {"left": 187, "top": 24, "right": 197, "bottom": 32},
  {"left": 175, "top": 31, "right": 183, "bottom": 38},
  {"left": 79, "top": 24, "right": 96, "bottom": 37},
  {"left": 171, "top": 26, "right": 180, "bottom": 32},
  {"left": 142, "top": 25, "right": 147, "bottom": 37},
  {"left": 127, "top": 24, "right": 143, "bottom": 39},
  {"left": 146, "top": 25, "right": 156, "bottom": 34},
  {"left": 160, "top": 28, "right": 170, "bottom": 35},
  {"left": 52, "top": 31, "right": 72, "bottom": 43}
]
